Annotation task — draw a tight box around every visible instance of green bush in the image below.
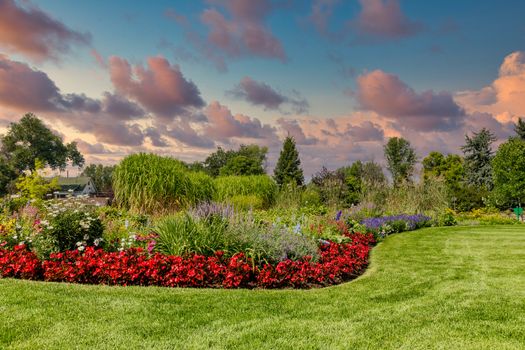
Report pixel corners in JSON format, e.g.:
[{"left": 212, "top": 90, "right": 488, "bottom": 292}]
[
  {"left": 113, "top": 153, "right": 215, "bottom": 214},
  {"left": 214, "top": 175, "right": 277, "bottom": 208},
  {"left": 28, "top": 199, "right": 105, "bottom": 258}
]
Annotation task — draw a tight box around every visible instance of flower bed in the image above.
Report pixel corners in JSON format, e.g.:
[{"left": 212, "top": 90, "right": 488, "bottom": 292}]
[
  {"left": 0, "top": 232, "right": 374, "bottom": 289},
  {"left": 361, "top": 214, "right": 431, "bottom": 238}
]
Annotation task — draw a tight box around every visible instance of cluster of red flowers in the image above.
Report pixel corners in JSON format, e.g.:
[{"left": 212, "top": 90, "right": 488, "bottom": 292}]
[{"left": 0, "top": 233, "right": 374, "bottom": 289}]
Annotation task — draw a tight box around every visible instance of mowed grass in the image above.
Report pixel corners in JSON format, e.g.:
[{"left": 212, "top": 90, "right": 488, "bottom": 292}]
[{"left": 1, "top": 225, "right": 525, "bottom": 349}]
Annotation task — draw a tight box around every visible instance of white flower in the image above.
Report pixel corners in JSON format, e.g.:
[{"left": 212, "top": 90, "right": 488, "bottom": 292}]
[
  {"left": 78, "top": 246, "right": 85, "bottom": 251},
  {"left": 83, "top": 234, "right": 89, "bottom": 240},
  {"left": 76, "top": 241, "right": 82, "bottom": 247}
]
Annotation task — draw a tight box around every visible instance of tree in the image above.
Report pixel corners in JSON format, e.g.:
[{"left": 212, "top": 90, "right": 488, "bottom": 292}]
[
  {"left": 492, "top": 138, "right": 525, "bottom": 207},
  {"left": 361, "top": 161, "right": 386, "bottom": 188},
  {"left": 81, "top": 164, "right": 115, "bottom": 194},
  {"left": 220, "top": 155, "right": 264, "bottom": 176},
  {"left": 422, "top": 152, "right": 464, "bottom": 188},
  {"left": 422, "top": 151, "right": 471, "bottom": 210},
  {"left": 274, "top": 136, "right": 304, "bottom": 186},
  {"left": 203, "top": 144, "right": 267, "bottom": 177},
  {"left": 1, "top": 113, "right": 84, "bottom": 173},
  {"left": 311, "top": 166, "right": 346, "bottom": 207},
  {"left": 383, "top": 137, "right": 417, "bottom": 186},
  {"left": 514, "top": 117, "right": 525, "bottom": 140},
  {"left": 0, "top": 156, "right": 16, "bottom": 196},
  {"left": 461, "top": 128, "right": 496, "bottom": 190}
]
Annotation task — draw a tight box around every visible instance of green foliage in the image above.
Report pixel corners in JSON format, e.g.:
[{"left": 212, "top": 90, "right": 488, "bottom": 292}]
[
  {"left": 0, "top": 156, "right": 15, "bottom": 196},
  {"left": 384, "top": 137, "right": 417, "bottom": 186},
  {"left": 15, "top": 159, "right": 59, "bottom": 204},
  {"left": 81, "top": 164, "right": 115, "bottom": 193},
  {"left": 155, "top": 213, "right": 228, "bottom": 257},
  {"left": 422, "top": 152, "right": 473, "bottom": 209},
  {"left": 461, "top": 127, "right": 496, "bottom": 190},
  {"left": 492, "top": 138, "right": 525, "bottom": 207},
  {"left": 0, "top": 113, "right": 84, "bottom": 172},
  {"left": 214, "top": 175, "right": 277, "bottom": 208},
  {"left": 154, "top": 210, "right": 319, "bottom": 263},
  {"left": 41, "top": 199, "right": 104, "bottom": 254},
  {"left": 455, "top": 208, "right": 521, "bottom": 226},
  {"left": 310, "top": 167, "right": 346, "bottom": 208},
  {"left": 227, "top": 195, "right": 264, "bottom": 210},
  {"left": 97, "top": 207, "right": 150, "bottom": 249},
  {"left": 220, "top": 155, "right": 264, "bottom": 176},
  {"left": 382, "top": 177, "right": 449, "bottom": 219},
  {"left": 273, "top": 136, "right": 304, "bottom": 186},
  {"left": 112, "top": 153, "right": 215, "bottom": 214},
  {"left": 514, "top": 117, "right": 525, "bottom": 140},
  {"left": 203, "top": 144, "right": 268, "bottom": 177},
  {"left": 438, "top": 208, "right": 457, "bottom": 226}
]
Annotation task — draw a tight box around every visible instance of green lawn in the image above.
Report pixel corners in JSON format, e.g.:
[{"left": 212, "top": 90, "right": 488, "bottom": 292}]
[{"left": 1, "top": 225, "right": 525, "bottom": 349}]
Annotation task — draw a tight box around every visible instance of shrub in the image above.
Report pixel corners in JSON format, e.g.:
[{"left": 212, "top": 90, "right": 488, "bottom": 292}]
[
  {"left": 214, "top": 175, "right": 277, "bottom": 208},
  {"left": 33, "top": 199, "right": 104, "bottom": 258},
  {"left": 113, "top": 153, "right": 215, "bottom": 214}
]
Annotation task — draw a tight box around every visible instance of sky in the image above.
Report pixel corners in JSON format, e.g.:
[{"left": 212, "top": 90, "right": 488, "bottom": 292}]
[{"left": 0, "top": 0, "right": 525, "bottom": 177}]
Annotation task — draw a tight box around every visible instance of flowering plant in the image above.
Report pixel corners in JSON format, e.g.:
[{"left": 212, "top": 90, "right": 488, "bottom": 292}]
[{"left": 361, "top": 214, "right": 431, "bottom": 239}]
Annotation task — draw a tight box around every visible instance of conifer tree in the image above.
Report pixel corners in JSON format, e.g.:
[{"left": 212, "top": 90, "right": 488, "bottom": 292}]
[
  {"left": 273, "top": 136, "right": 304, "bottom": 186},
  {"left": 514, "top": 117, "right": 525, "bottom": 140},
  {"left": 461, "top": 128, "right": 496, "bottom": 190}
]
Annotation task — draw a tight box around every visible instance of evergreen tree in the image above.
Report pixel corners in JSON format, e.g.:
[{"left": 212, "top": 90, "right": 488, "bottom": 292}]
[
  {"left": 383, "top": 137, "right": 417, "bottom": 186},
  {"left": 514, "top": 117, "right": 525, "bottom": 140},
  {"left": 461, "top": 128, "right": 496, "bottom": 190},
  {"left": 273, "top": 136, "right": 304, "bottom": 186}
]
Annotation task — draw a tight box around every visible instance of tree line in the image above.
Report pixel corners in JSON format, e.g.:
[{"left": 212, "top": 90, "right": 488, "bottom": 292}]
[{"left": 2, "top": 112, "right": 525, "bottom": 210}]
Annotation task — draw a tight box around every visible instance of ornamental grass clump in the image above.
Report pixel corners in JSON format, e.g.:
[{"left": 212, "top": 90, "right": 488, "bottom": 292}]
[
  {"left": 113, "top": 153, "right": 215, "bottom": 214},
  {"left": 214, "top": 175, "right": 278, "bottom": 208}
]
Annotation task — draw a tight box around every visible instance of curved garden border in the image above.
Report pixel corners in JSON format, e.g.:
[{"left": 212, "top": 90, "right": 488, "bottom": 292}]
[{"left": 0, "top": 232, "right": 375, "bottom": 289}]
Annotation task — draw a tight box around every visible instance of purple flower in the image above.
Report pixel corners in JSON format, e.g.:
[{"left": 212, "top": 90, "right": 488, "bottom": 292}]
[
  {"left": 361, "top": 214, "right": 430, "bottom": 232},
  {"left": 335, "top": 210, "right": 342, "bottom": 221}
]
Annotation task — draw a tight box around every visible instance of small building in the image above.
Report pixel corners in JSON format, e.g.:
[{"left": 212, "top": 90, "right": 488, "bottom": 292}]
[{"left": 54, "top": 177, "right": 97, "bottom": 197}]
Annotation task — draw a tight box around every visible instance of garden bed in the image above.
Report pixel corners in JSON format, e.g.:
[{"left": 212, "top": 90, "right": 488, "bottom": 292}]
[{"left": 0, "top": 231, "right": 374, "bottom": 289}]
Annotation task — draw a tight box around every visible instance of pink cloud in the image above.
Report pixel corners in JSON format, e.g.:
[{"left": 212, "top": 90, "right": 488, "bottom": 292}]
[
  {"left": 0, "top": 0, "right": 90, "bottom": 61},
  {"left": 199, "top": 0, "right": 286, "bottom": 64},
  {"left": 0, "top": 54, "right": 63, "bottom": 111},
  {"left": 204, "top": 101, "right": 277, "bottom": 142},
  {"left": 356, "top": 69, "right": 465, "bottom": 131},
  {"left": 351, "top": 0, "right": 423, "bottom": 40},
  {"left": 229, "top": 76, "right": 309, "bottom": 113},
  {"left": 109, "top": 56, "right": 205, "bottom": 122},
  {"left": 456, "top": 51, "right": 525, "bottom": 122}
]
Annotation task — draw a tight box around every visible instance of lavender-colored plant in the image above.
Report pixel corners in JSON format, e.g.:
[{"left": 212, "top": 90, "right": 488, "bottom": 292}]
[{"left": 361, "top": 214, "right": 431, "bottom": 233}]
